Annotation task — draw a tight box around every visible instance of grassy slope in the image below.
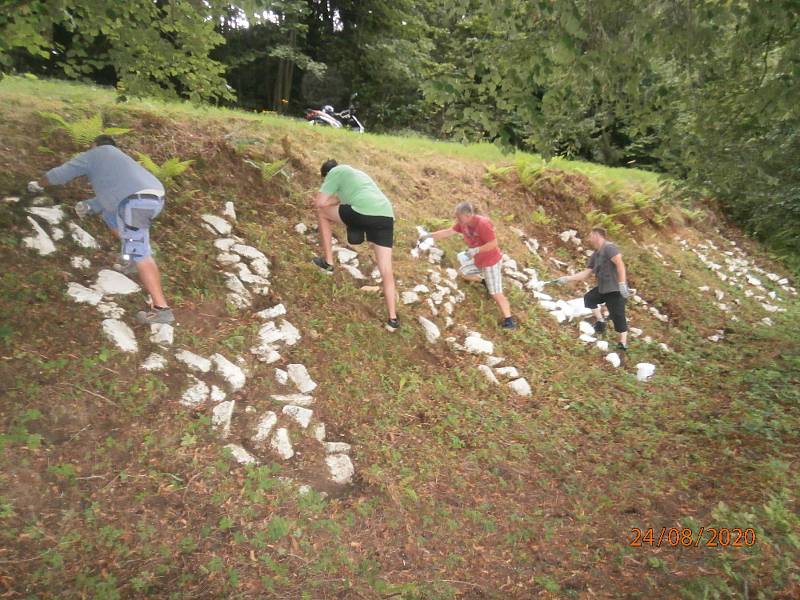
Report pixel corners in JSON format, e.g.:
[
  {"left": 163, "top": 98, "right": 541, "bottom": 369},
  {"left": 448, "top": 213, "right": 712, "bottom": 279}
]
[{"left": 0, "top": 76, "right": 798, "bottom": 599}]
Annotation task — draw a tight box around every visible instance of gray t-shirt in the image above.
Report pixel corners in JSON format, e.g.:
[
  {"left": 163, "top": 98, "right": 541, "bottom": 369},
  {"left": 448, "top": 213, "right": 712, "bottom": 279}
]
[
  {"left": 46, "top": 145, "right": 164, "bottom": 214},
  {"left": 587, "top": 242, "right": 621, "bottom": 294}
]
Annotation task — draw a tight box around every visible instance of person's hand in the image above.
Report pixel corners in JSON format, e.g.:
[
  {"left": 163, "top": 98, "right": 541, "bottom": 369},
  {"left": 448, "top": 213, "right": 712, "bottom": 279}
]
[
  {"left": 619, "top": 282, "right": 631, "bottom": 299},
  {"left": 74, "top": 200, "right": 92, "bottom": 219},
  {"left": 552, "top": 276, "right": 569, "bottom": 285},
  {"left": 419, "top": 233, "right": 433, "bottom": 242},
  {"left": 28, "top": 180, "right": 44, "bottom": 194},
  {"left": 467, "top": 247, "right": 479, "bottom": 258}
]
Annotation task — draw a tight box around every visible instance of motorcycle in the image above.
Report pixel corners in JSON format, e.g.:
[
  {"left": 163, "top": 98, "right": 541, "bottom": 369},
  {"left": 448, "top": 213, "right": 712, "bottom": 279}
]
[{"left": 304, "top": 93, "right": 364, "bottom": 133}]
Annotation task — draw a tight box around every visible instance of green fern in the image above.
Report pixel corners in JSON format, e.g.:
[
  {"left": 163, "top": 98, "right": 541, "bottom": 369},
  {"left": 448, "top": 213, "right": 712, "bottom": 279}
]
[
  {"left": 530, "top": 207, "right": 553, "bottom": 225},
  {"left": 39, "top": 112, "right": 130, "bottom": 147},
  {"left": 136, "top": 152, "right": 193, "bottom": 184},
  {"left": 483, "top": 164, "right": 515, "bottom": 186},
  {"left": 244, "top": 158, "right": 289, "bottom": 182}
]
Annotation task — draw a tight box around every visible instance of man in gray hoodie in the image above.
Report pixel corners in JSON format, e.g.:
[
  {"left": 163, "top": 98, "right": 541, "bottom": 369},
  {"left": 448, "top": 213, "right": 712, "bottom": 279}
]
[{"left": 35, "top": 135, "right": 173, "bottom": 324}]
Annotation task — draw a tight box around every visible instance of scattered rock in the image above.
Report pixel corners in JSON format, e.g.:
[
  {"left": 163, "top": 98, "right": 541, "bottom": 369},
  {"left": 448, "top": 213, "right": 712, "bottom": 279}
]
[
  {"left": 210, "top": 386, "right": 227, "bottom": 403},
  {"left": 150, "top": 323, "right": 174, "bottom": 346},
  {"left": 217, "top": 252, "right": 241, "bottom": 265},
  {"left": 464, "top": 334, "right": 494, "bottom": 355},
  {"left": 282, "top": 405, "right": 313, "bottom": 428},
  {"left": 175, "top": 349, "right": 212, "bottom": 373},
  {"left": 101, "top": 319, "right": 138, "bottom": 353},
  {"left": 287, "top": 363, "right": 317, "bottom": 393},
  {"left": 231, "top": 244, "right": 266, "bottom": 261},
  {"left": 256, "top": 304, "right": 287, "bottom": 320},
  {"left": 96, "top": 301, "right": 124, "bottom": 319},
  {"left": 26, "top": 205, "right": 65, "bottom": 225},
  {"left": 635, "top": 363, "right": 656, "bottom": 381},
  {"left": 359, "top": 285, "right": 382, "bottom": 293},
  {"left": 596, "top": 340, "right": 609, "bottom": 352},
  {"left": 341, "top": 264, "right": 366, "bottom": 279},
  {"left": 294, "top": 223, "right": 307, "bottom": 234},
  {"left": 250, "top": 258, "right": 271, "bottom": 278},
  {"left": 70, "top": 256, "right": 91, "bottom": 270},
  {"left": 201, "top": 214, "right": 232, "bottom": 235},
  {"left": 278, "top": 319, "right": 301, "bottom": 345},
  {"left": 141, "top": 353, "right": 167, "bottom": 371},
  {"left": 22, "top": 217, "right": 56, "bottom": 255},
  {"left": 312, "top": 423, "right": 326, "bottom": 442},
  {"left": 495, "top": 366, "right": 520, "bottom": 379},
  {"left": 485, "top": 356, "right": 504, "bottom": 367},
  {"left": 418, "top": 316, "right": 441, "bottom": 343},
  {"left": 275, "top": 368, "right": 289, "bottom": 385},
  {"left": 605, "top": 353, "right": 621, "bottom": 368},
  {"left": 335, "top": 247, "right": 358, "bottom": 263},
  {"left": 212, "top": 401, "right": 235, "bottom": 438},
  {"left": 270, "top": 394, "right": 314, "bottom": 407},
  {"left": 67, "top": 282, "right": 103, "bottom": 305},
  {"left": 211, "top": 353, "right": 246, "bottom": 391},
  {"left": 325, "top": 454, "right": 354, "bottom": 485},
  {"left": 180, "top": 377, "right": 210, "bottom": 407},
  {"left": 222, "top": 201, "right": 236, "bottom": 221},
  {"left": 477, "top": 365, "right": 499, "bottom": 384},
  {"left": 214, "top": 238, "right": 237, "bottom": 251},
  {"left": 252, "top": 411, "right": 278, "bottom": 446},
  {"left": 227, "top": 292, "right": 252, "bottom": 310},
  {"left": 93, "top": 269, "right": 140, "bottom": 296},
  {"left": 508, "top": 377, "right": 532, "bottom": 397},
  {"left": 270, "top": 428, "right": 294, "bottom": 459},
  {"left": 225, "top": 444, "right": 258, "bottom": 465},
  {"left": 323, "top": 442, "right": 351, "bottom": 454},
  {"left": 578, "top": 333, "right": 597, "bottom": 343}
]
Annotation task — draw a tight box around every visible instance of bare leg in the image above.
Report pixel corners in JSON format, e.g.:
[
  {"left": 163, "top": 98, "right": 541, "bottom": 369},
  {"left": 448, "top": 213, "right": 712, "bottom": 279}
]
[
  {"left": 460, "top": 273, "right": 482, "bottom": 283},
  {"left": 620, "top": 331, "right": 628, "bottom": 346},
  {"left": 492, "top": 292, "right": 512, "bottom": 319},
  {"left": 316, "top": 204, "right": 342, "bottom": 265},
  {"left": 373, "top": 244, "right": 397, "bottom": 320},
  {"left": 136, "top": 257, "right": 168, "bottom": 307},
  {"left": 592, "top": 307, "right": 604, "bottom": 321}
]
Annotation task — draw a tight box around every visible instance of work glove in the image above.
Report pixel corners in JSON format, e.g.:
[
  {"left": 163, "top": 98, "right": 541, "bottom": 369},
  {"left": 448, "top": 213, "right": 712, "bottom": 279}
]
[
  {"left": 619, "top": 282, "right": 631, "bottom": 299},
  {"left": 552, "top": 276, "right": 569, "bottom": 286},
  {"left": 74, "top": 200, "right": 92, "bottom": 219},
  {"left": 467, "top": 247, "right": 479, "bottom": 258},
  {"left": 27, "top": 180, "right": 44, "bottom": 194}
]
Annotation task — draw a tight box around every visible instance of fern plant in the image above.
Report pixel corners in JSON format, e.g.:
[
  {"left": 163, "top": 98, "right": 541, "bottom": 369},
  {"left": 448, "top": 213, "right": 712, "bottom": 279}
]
[
  {"left": 39, "top": 112, "right": 130, "bottom": 147},
  {"left": 136, "top": 152, "right": 193, "bottom": 185},
  {"left": 244, "top": 158, "right": 289, "bottom": 182}
]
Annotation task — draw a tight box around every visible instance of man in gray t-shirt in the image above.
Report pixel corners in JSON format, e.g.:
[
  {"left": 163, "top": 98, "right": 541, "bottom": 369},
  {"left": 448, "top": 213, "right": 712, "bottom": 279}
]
[
  {"left": 554, "top": 227, "right": 631, "bottom": 352},
  {"left": 32, "top": 135, "right": 173, "bottom": 324}
]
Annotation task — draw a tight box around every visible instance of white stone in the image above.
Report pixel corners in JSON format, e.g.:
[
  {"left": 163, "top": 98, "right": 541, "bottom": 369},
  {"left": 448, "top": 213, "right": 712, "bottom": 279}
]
[
  {"left": 256, "top": 304, "right": 286, "bottom": 320},
  {"left": 222, "top": 201, "right": 236, "bottom": 221},
  {"left": 278, "top": 319, "right": 301, "bottom": 345},
  {"left": 282, "top": 405, "right": 313, "bottom": 428},
  {"left": 464, "top": 335, "right": 494, "bottom": 355},
  {"left": 495, "top": 366, "right": 520, "bottom": 379},
  {"left": 270, "top": 428, "right": 294, "bottom": 459},
  {"left": 49, "top": 227, "right": 64, "bottom": 241},
  {"left": 93, "top": 269, "right": 140, "bottom": 296},
  {"left": 225, "top": 273, "right": 250, "bottom": 296},
  {"left": 96, "top": 301, "right": 124, "bottom": 319},
  {"left": 605, "top": 353, "right": 621, "bottom": 368},
  {"left": 275, "top": 368, "right": 288, "bottom": 385},
  {"left": 67, "top": 282, "right": 103, "bottom": 305},
  {"left": 477, "top": 365, "right": 500, "bottom": 384},
  {"left": 70, "top": 256, "right": 91, "bottom": 270},
  {"left": 2, "top": 196, "right": 20, "bottom": 204},
  {"left": 150, "top": 323, "right": 174, "bottom": 346},
  {"left": 445, "top": 268, "right": 458, "bottom": 280},
  {"left": 231, "top": 244, "right": 266, "bottom": 261},
  {"left": 252, "top": 411, "right": 278, "bottom": 445},
  {"left": 141, "top": 353, "right": 167, "bottom": 371},
  {"left": 508, "top": 378, "right": 532, "bottom": 397},
  {"left": 335, "top": 247, "right": 358, "bottom": 263},
  {"left": 629, "top": 327, "right": 643, "bottom": 337},
  {"left": 312, "top": 423, "right": 326, "bottom": 442},
  {"left": 201, "top": 214, "right": 232, "bottom": 235},
  {"left": 762, "top": 303, "right": 782, "bottom": 313},
  {"left": 323, "top": 442, "right": 351, "bottom": 454},
  {"left": 227, "top": 292, "right": 251, "bottom": 310},
  {"left": 485, "top": 356, "right": 504, "bottom": 367},
  {"left": 251, "top": 346, "right": 281, "bottom": 363},
  {"left": 22, "top": 217, "right": 56, "bottom": 255},
  {"left": 210, "top": 385, "right": 227, "bottom": 403},
  {"left": 211, "top": 353, "right": 246, "bottom": 391},
  {"left": 418, "top": 316, "right": 441, "bottom": 343},
  {"left": 26, "top": 205, "right": 65, "bottom": 225},
  {"left": 559, "top": 229, "right": 578, "bottom": 242},
  {"left": 761, "top": 317, "right": 774, "bottom": 327},
  {"left": 325, "top": 454, "right": 354, "bottom": 485},
  {"left": 563, "top": 298, "right": 593, "bottom": 319},
  {"left": 250, "top": 258, "right": 270, "bottom": 278},
  {"left": 413, "top": 284, "right": 430, "bottom": 294},
  {"left": 101, "top": 319, "right": 138, "bottom": 353},
  {"left": 217, "top": 252, "right": 241, "bottom": 265},
  {"left": 287, "top": 363, "right": 317, "bottom": 393},
  {"left": 294, "top": 223, "right": 307, "bottom": 234},
  {"left": 746, "top": 275, "right": 762, "bottom": 287},
  {"left": 225, "top": 444, "right": 258, "bottom": 465},
  {"left": 175, "top": 349, "right": 212, "bottom": 373},
  {"left": 180, "top": 377, "right": 210, "bottom": 407},
  {"left": 214, "top": 238, "right": 237, "bottom": 251},
  {"left": 212, "top": 400, "right": 235, "bottom": 438},
  {"left": 596, "top": 340, "right": 609, "bottom": 352},
  {"left": 550, "top": 310, "right": 568, "bottom": 324},
  {"left": 635, "top": 363, "right": 656, "bottom": 382},
  {"left": 578, "top": 321, "right": 596, "bottom": 337},
  {"left": 579, "top": 333, "right": 596, "bottom": 343},
  {"left": 341, "top": 264, "right": 366, "bottom": 279},
  {"left": 270, "top": 394, "right": 314, "bottom": 407}
]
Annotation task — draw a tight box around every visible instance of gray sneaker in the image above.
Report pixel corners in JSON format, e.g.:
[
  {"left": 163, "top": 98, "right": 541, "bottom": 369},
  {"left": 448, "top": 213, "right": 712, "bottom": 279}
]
[{"left": 135, "top": 307, "right": 175, "bottom": 324}]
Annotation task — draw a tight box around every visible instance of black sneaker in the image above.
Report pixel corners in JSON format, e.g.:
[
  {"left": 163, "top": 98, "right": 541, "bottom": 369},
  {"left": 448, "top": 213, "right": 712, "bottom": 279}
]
[
  {"left": 594, "top": 320, "right": 607, "bottom": 334},
  {"left": 312, "top": 256, "right": 333, "bottom": 274},
  {"left": 616, "top": 342, "right": 628, "bottom": 353},
  {"left": 385, "top": 318, "right": 400, "bottom": 332},
  {"left": 502, "top": 316, "right": 517, "bottom": 329}
]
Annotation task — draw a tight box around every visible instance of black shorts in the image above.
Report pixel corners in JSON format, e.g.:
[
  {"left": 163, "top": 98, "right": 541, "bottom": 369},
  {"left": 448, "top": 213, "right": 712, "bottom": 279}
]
[
  {"left": 339, "top": 204, "right": 394, "bottom": 248},
  {"left": 583, "top": 287, "right": 628, "bottom": 333}
]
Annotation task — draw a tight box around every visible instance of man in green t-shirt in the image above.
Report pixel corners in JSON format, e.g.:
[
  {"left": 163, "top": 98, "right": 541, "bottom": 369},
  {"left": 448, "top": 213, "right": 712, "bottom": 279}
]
[{"left": 311, "top": 159, "right": 399, "bottom": 331}]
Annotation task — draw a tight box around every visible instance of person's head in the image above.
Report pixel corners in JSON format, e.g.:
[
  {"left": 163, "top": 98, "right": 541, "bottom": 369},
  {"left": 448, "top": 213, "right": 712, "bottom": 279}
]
[
  {"left": 588, "top": 227, "right": 607, "bottom": 249},
  {"left": 93, "top": 135, "right": 117, "bottom": 148},
  {"left": 320, "top": 159, "right": 338, "bottom": 178},
  {"left": 454, "top": 201, "right": 478, "bottom": 227}
]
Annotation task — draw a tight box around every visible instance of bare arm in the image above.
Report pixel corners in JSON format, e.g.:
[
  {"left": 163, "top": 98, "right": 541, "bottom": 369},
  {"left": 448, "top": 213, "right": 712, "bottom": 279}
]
[
  {"left": 563, "top": 268, "right": 593, "bottom": 283},
  {"left": 312, "top": 192, "right": 339, "bottom": 209},
  {"left": 611, "top": 254, "right": 626, "bottom": 284},
  {"left": 475, "top": 238, "right": 498, "bottom": 253},
  {"left": 429, "top": 227, "right": 457, "bottom": 240}
]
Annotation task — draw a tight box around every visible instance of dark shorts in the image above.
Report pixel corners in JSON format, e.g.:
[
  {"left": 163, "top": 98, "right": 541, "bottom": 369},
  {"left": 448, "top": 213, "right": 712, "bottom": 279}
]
[
  {"left": 584, "top": 287, "right": 628, "bottom": 333},
  {"left": 339, "top": 204, "right": 394, "bottom": 248}
]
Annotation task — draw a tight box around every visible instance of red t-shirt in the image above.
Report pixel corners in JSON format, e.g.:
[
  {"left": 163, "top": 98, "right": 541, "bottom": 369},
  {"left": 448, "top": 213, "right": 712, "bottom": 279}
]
[{"left": 453, "top": 215, "right": 502, "bottom": 268}]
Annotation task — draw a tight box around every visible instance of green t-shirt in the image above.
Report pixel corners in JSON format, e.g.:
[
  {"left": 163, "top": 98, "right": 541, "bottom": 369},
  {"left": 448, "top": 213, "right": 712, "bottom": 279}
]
[{"left": 320, "top": 165, "right": 395, "bottom": 219}]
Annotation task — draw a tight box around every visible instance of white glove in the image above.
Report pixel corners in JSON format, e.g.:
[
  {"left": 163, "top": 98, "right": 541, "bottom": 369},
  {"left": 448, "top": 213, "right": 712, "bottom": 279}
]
[
  {"left": 467, "top": 247, "right": 479, "bottom": 258},
  {"left": 619, "top": 282, "right": 630, "bottom": 298},
  {"left": 27, "top": 180, "right": 44, "bottom": 194},
  {"left": 74, "top": 200, "right": 92, "bottom": 219}
]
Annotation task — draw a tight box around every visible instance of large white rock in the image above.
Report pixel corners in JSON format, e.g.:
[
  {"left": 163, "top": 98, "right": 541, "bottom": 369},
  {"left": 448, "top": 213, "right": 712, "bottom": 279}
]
[
  {"left": 180, "top": 376, "right": 210, "bottom": 407},
  {"left": 141, "top": 352, "right": 167, "bottom": 371},
  {"left": 578, "top": 333, "right": 596, "bottom": 343},
  {"left": 278, "top": 319, "right": 301, "bottom": 345},
  {"left": 213, "top": 238, "right": 237, "bottom": 251},
  {"left": 93, "top": 269, "right": 140, "bottom": 296},
  {"left": 68, "top": 222, "right": 100, "bottom": 249},
  {"left": 485, "top": 355, "right": 504, "bottom": 367},
  {"left": 274, "top": 368, "right": 289, "bottom": 385},
  {"left": 96, "top": 301, "right": 124, "bottom": 319},
  {"left": 210, "top": 353, "right": 246, "bottom": 391},
  {"left": 70, "top": 256, "right": 91, "bottom": 270},
  {"left": 210, "top": 385, "right": 226, "bottom": 403},
  {"left": 477, "top": 365, "right": 499, "bottom": 385},
  {"left": 287, "top": 363, "right": 317, "bottom": 393},
  {"left": 270, "top": 394, "right": 314, "bottom": 407},
  {"left": 508, "top": 378, "right": 532, "bottom": 397},
  {"left": 101, "top": 319, "right": 138, "bottom": 353},
  {"left": 563, "top": 298, "right": 593, "bottom": 319},
  {"left": 418, "top": 316, "right": 441, "bottom": 343},
  {"left": 635, "top": 363, "right": 656, "bottom": 381},
  {"left": 282, "top": 405, "right": 313, "bottom": 428},
  {"left": 464, "top": 334, "right": 494, "bottom": 355},
  {"left": 224, "top": 273, "right": 250, "bottom": 296},
  {"left": 175, "top": 349, "right": 212, "bottom": 373},
  {"left": 323, "top": 442, "right": 351, "bottom": 454},
  {"left": 495, "top": 366, "right": 520, "bottom": 379},
  {"left": 270, "top": 428, "right": 294, "bottom": 459},
  {"left": 578, "top": 321, "right": 596, "bottom": 337},
  {"left": 212, "top": 400, "right": 235, "bottom": 438},
  {"left": 26, "top": 205, "right": 65, "bottom": 225},
  {"left": 225, "top": 444, "right": 258, "bottom": 465},
  {"left": 559, "top": 229, "right": 578, "bottom": 242},
  {"left": 67, "top": 282, "right": 103, "bottom": 305},
  {"left": 227, "top": 292, "right": 252, "bottom": 310},
  {"left": 605, "top": 353, "right": 621, "bottom": 368},
  {"left": 150, "top": 323, "right": 174, "bottom": 346},
  {"left": 252, "top": 411, "right": 278, "bottom": 445},
  {"left": 222, "top": 201, "right": 236, "bottom": 221},
  {"left": 325, "top": 454, "right": 354, "bottom": 485},
  {"left": 216, "top": 252, "right": 240, "bottom": 266},
  {"left": 596, "top": 340, "right": 609, "bottom": 352},
  {"left": 201, "top": 214, "right": 232, "bottom": 235},
  {"left": 250, "top": 258, "right": 271, "bottom": 278},
  {"left": 231, "top": 244, "right": 266, "bottom": 261},
  {"left": 256, "top": 304, "right": 286, "bottom": 320},
  {"left": 341, "top": 264, "right": 366, "bottom": 279},
  {"left": 22, "top": 217, "right": 56, "bottom": 255},
  {"left": 336, "top": 247, "right": 358, "bottom": 263}
]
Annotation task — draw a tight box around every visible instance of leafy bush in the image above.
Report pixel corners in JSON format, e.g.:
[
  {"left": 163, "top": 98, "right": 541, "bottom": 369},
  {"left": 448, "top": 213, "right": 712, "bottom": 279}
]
[
  {"left": 136, "top": 152, "right": 193, "bottom": 185},
  {"left": 244, "top": 158, "right": 289, "bottom": 182},
  {"left": 39, "top": 112, "right": 130, "bottom": 147}
]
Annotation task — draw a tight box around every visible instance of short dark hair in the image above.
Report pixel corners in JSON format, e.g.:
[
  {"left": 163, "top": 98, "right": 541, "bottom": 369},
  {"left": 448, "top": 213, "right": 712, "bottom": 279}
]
[
  {"left": 591, "top": 227, "right": 607, "bottom": 238},
  {"left": 320, "top": 159, "right": 338, "bottom": 177},
  {"left": 93, "top": 135, "right": 117, "bottom": 147}
]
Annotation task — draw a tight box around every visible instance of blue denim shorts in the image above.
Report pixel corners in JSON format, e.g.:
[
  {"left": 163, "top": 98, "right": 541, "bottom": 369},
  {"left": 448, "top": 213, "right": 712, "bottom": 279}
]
[{"left": 104, "top": 194, "right": 164, "bottom": 262}]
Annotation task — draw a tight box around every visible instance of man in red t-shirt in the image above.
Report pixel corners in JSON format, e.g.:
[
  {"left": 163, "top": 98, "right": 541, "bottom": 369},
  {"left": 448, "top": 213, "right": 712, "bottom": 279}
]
[{"left": 423, "top": 202, "right": 516, "bottom": 329}]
